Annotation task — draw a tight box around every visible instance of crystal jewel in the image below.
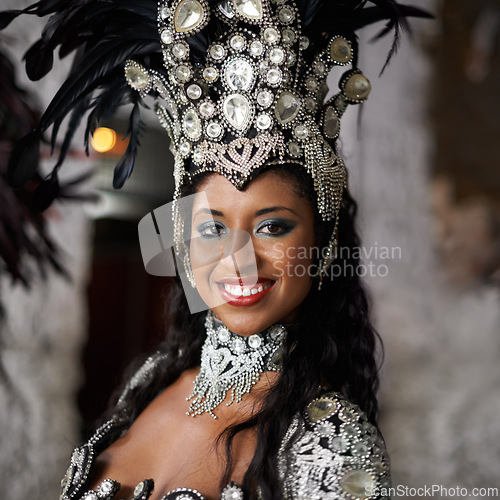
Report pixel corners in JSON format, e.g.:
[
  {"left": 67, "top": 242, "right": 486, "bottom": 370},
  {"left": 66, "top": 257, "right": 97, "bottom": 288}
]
[
  {"left": 256, "top": 113, "right": 271, "bottom": 130},
  {"left": 199, "top": 100, "right": 216, "bottom": 118},
  {"left": 249, "top": 40, "right": 264, "bottom": 57},
  {"left": 210, "top": 44, "right": 225, "bottom": 60},
  {"left": 248, "top": 334, "right": 262, "bottom": 348},
  {"left": 218, "top": 326, "right": 230, "bottom": 342},
  {"left": 263, "top": 27, "right": 280, "bottom": 44},
  {"left": 278, "top": 6, "right": 294, "bottom": 24},
  {"left": 305, "top": 76, "right": 318, "bottom": 91},
  {"left": 294, "top": 124, "right": 309, "bottom": 140},
  {"left": 269, "top": 47, "right": 285, "bottom": 64},
  {"left": 324, "top": 106, "right": 340, "bottom": 138},
  {"left": 344, "top": 73, "right": 371, "bottom": 101},
  {"left": 275, "top": 91, "right": 300, "bottom": 124},
  {"left": 203, "top": 66, "right": 218, "bottom": 82},
  {"left": 269, "top": 324, "right": 286, "bottom": 341},
  {"left": 183, "top": 109, "right": 202, "bottom": 140},
  {"left": 313, "top": 61, "right": 326, "bottom": 75},
  {"left": 100, "top": 480, "right": 114, "bottom": 494},
  {"left": 331, "top": 436, "right": 349, "bottom": 452},
  {"left": 186, "top": 83, "right": 202, "bottom": 100},
  {"left": 223, "top": 94, "right": 252, "bottom": 130},
  {"left": 175, "top": 65, "right": 191, "bottom": 83},
  {"left": 299, "top": 36, "right": 309, "bottom": 50},
  {"left": 282, "top": 28, "right": 296, "bottom": 45},
  {"left": 161, "top": 29, "right": 173, "bottom": 44},
  {"left": 161, "top": 6, "right": 170, "bottom": 20},
  {"left": 193, "top": 148, "right": 203, "bottom": 164},
  {"left": 172, "top": 42, "right": 188, "bottom": 59},
  {"left": 230, "top": 34, "right": 245, "bottom": 51},
  {"left": 174, "top": 0, "right": 204, "bottom": 33},
  {"left": 125, "top": 65, "right": 149, "bottom": 90},
  {"left": 267, "top": 68, "right": 282, "bottom": 86},
  {"left": 304, "top": 96, "right": 316, "bottom": 112},
  {"left": 306, "top": 397, "right": 338, "bottom": 422},
  {"left": 339, "top": 470, "right": 375, "bottom": 499},
  {"left": 257, "top": 90, "right": 273, "bottom": 108},
  {"left": 206, "top": 121, "right": 223, "bottom": 138},
  {"left": 134, "top": 482, "right": 145, "bottom": 497},
  {"left": 232, "top": 338, "right": 246, "bottom": 354},
  {"left": 233, "top": 0, "right": 263, "bottom": 20},
  {"left": 218, "top": 0, "right": 235, "bottom": 19},
  {"left": 225, "top": 58, "right": 254, "bottom": 91},
  {"left": 179, "top": 141, "right": 191, "bottom": 156},
  {"left": 353, "top": 441, "right": 369, "bottom": 455},
  {"left": 330, "top": 37, "right": 352, "bottom": 64},
  {"left": 288, "top": 141, "right": 301, "bottom": 157}
]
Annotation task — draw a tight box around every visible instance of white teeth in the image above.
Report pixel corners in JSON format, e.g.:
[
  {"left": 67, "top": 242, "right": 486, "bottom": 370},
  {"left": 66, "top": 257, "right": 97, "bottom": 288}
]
[{"left": 222, "top": 281, "right": 273, "bottom": 297}]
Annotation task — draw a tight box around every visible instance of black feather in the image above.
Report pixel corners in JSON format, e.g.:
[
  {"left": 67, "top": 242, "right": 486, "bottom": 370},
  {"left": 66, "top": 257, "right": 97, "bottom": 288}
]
[
  {"left": 33, "top": 172, "right": 60, "bottom": 212},
  {"left": 24, "top": 39, "right": 55, "bottom": 81},
  {"left": 113, "top": 101, "right": 143, "bottom": 189},
  {"left": 0, "top": 10, "right": 23, "bottom": 30}
]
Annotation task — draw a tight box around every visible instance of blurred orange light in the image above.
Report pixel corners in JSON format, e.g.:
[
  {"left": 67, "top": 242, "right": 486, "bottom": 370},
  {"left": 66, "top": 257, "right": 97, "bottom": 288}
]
[{"left": 91, "top": 127, "right": 117, "bottom": 153}]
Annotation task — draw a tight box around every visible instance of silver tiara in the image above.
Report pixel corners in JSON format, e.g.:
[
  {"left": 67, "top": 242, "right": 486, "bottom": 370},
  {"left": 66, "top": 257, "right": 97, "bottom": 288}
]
[{"left": 124, "top": 0, "right": 372, "bottom": 223}]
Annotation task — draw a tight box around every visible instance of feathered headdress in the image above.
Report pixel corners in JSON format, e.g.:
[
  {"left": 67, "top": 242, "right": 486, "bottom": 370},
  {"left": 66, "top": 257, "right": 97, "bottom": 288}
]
[
  {"left": 1, "top": 0, "right": 430, "bottom": 205},
  {"left": 1, "top": 0, "right": 431, "bottom": 283}
]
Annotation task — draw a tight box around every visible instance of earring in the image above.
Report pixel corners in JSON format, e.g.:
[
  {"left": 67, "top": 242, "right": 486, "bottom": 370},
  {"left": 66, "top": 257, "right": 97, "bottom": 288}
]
[
  {"left": 317, "top": 233, "right": 338, "bottom": 291},
  {"left": 183, "top": 253, "right": 197, "bottom": 288}
]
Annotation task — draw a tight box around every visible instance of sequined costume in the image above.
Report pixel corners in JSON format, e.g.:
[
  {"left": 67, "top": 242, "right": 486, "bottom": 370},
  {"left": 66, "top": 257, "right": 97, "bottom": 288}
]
[{"left": 60, "top": 352, "right": 391, "bottom": 500}]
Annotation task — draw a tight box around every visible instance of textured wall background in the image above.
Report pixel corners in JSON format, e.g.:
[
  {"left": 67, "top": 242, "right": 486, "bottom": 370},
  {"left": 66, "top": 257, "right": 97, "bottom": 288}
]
[
  {"left": 0, "top": 2, "right": 93, "bottom": 497},
  {"left": 341, "top": 0, "right": 500, "bottom": 496}
]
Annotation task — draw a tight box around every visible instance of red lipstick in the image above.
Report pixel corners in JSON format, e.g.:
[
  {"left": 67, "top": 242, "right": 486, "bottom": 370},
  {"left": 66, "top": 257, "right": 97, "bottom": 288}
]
[{"left": 216, "top": 277, "right": 275, "bottom": 307}]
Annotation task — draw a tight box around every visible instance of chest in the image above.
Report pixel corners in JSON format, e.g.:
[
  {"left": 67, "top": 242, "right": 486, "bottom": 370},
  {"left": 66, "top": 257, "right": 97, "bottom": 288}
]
[{"left": 87, "top": 370, "right": 257, "bottom": 500}]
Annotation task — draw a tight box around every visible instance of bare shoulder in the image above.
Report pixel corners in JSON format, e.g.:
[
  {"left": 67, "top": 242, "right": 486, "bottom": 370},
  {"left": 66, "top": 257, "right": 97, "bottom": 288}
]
[{"left": 278, "top": 391, "right": 391, "bottom": 500}]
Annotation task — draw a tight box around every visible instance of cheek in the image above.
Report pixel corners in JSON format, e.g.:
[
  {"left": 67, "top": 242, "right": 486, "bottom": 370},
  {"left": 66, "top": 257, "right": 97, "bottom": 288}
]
[{"left": 269, "top": 234, "right": 315, "bottom": 292}]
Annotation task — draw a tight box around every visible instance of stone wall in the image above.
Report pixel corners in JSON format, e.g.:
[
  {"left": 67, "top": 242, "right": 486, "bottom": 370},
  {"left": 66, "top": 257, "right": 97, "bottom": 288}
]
[
  {"left": 340, "top": 0, "right": 500, "bottom": 496},
  {"left": 0, "top": 2, "right": 93, "bottom": 497}
]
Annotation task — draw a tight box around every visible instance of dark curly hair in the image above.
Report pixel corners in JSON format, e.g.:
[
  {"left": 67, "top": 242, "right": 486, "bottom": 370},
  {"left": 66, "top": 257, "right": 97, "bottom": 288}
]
[{"left": 103, "top": 164, "right": 383, "bottom": 500}]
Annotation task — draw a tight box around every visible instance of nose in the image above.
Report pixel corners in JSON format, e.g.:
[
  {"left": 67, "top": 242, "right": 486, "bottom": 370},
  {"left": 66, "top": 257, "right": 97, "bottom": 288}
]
[{"left": 218, "top": 228, "right": 259, "bottom": 279}]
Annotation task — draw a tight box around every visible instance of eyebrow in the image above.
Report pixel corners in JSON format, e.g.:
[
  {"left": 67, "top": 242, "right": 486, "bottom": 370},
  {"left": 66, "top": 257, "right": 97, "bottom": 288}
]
[
  {"left": 254, "top": 206, "right": 299, "bottom": 217},
  {"left": 194, "top": 206, "right": 299, "bottom": 218}
]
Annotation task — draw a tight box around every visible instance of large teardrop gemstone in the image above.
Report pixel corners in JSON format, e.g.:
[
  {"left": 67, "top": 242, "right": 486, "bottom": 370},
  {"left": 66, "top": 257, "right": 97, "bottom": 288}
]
[
  {"left": 275, "top": 91, "right": 300, "bottom": 124},
  {"left": 174, "top": 0, "right": 205, "bottom": 33},
  {"left": 223, "top": 94, "right": 252, "bottom": 131},
  {"left": 232, "top": 0, "right": 263, "bottom": 20},
  {"left": 225, "top": 58, "right": 254, "bottom": 91}
]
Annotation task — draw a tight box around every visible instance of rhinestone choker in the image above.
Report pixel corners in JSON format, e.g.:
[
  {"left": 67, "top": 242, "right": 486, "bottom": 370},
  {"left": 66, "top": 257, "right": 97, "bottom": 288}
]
[{"left": 186, "top": 310, "right": 287, "bottom": 418}]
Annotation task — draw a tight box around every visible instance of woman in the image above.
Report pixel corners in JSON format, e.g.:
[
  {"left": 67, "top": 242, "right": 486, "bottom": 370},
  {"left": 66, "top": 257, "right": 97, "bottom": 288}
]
[{"left": 1, "top": 0, "right": 430, "bottom": 498}]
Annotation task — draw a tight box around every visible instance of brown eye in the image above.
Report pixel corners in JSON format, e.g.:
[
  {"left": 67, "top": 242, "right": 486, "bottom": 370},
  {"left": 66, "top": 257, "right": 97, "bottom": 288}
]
[{"left": 265, "top": 224, "right": 282, "bottom": 234}]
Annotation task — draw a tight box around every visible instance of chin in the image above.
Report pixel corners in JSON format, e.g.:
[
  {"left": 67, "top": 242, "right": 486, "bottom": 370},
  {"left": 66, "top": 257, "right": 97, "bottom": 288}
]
[{"left": 211, "top": 308, "right": 275, "bottom": 336}]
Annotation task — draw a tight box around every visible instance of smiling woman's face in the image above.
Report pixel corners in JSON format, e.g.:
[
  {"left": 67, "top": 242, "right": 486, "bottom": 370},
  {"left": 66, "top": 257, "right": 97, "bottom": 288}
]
[{"left": 189, "top": 169, "right": 316, "bottom": 336}]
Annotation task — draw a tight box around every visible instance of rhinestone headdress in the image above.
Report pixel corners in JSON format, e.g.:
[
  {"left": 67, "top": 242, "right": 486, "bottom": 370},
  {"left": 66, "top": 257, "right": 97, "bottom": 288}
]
[
  {"left": 125, "top": 0, "right": 372, "bottom": 224},
  {"left": 1, "top": 0, "right": 431, "bottom": 222}
]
